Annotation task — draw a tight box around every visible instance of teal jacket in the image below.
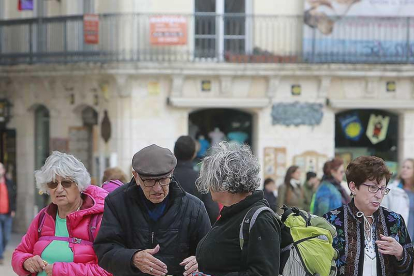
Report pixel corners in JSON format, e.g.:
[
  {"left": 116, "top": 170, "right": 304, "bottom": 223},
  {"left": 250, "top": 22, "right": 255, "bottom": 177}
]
[{"left": 311, "top": 180, "right": 343, "bottom": 216}]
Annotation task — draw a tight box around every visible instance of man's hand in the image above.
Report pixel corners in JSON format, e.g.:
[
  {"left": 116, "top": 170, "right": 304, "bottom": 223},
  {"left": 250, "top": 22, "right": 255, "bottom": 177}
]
[
  {"left": 132, "top": 245, "right": 168, "bottom": 276},
  {"left": 180, "top": 256, "right": 198, "bottom": 276},
  {"left": 11, "top": 211, "right": 15, "bottom": 218},
  {"left": 23, "top": 255, "right": 45, "bottom": 274},
  {"left": 44, "top": 264, "right": 53, "bottom": 276}
]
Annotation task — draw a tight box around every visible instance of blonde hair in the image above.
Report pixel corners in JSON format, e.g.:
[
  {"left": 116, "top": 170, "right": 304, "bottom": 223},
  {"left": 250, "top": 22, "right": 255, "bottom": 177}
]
[{"left": 102, "top": 167, "right": 128, "bottom": 184}]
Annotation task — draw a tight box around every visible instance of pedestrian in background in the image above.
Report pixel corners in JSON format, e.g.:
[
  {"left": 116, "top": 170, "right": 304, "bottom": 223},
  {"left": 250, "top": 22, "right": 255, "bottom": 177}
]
[
  {"left": 277, "top": 165, "right": 305, "bottom": 213},
  {"left": 324, "top": 156, "right": 413, "bottom": 276},
  {"left": 101, "top": 166, "right": 128, "bottom": 193},
  {"left": 0, "top": 162, "right": 16, "bottom": 265},
  {"left": 312, "top": 158, "right": 351, "bottom": 216},
  {"left": 12, "top": 151, "right": 110, "bottom": 276},
  {"left": 196, "top": 142, "right": 281, "bottom": 276},
  {"left": 263, "top": 178, "right": 278, "bottom": 212},
  {"left": 174, "top": 135, "right": 220, "bottom": 225},
  {"left": 94, "top": 144, "right": 211, "bottom": 276},
  {"left": 303, "top": 171, "right": 319, "bottom": 212},
  {"left": 382, "top": 159, "right": 413, "bottom": 238}
]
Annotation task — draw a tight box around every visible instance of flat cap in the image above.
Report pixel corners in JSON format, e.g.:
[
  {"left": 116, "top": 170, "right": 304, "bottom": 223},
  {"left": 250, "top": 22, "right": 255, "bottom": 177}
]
[{"left": 132, "top": 144, "right": 177, "bottom": 179}]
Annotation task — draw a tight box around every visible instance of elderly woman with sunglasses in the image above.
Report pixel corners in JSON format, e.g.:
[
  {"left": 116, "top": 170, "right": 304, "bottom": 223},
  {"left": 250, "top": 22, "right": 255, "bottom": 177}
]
[
  {"left": 12, "top": 151, "right": 111, "bottom": 276},
  {"left": 324, "top": 156, "right": 414, "bottom": 276}
]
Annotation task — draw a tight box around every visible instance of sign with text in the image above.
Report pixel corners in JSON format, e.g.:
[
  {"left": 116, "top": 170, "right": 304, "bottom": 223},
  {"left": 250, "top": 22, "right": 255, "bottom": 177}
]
[
  {"left": 150, "top": 16, "right": 187, "bottom": 45},
  {"left": 84, "top": 14, "right": 99, "bottom": 45}
]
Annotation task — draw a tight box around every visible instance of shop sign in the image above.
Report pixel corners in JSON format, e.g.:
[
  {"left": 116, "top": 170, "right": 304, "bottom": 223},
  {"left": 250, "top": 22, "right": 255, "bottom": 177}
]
[
  {"left": 339, "top": 113, "right": 364, "bottom": 141},
  {"left": 366, "top": 114, "right": 390, "bottom": 145},
  {"left": 84, "top": 14, "right": 99, "bottom": 45},
  {"left": 291, "top": 85, "right": 301, "bottom": 96},
  {"left": 150, "top": 16, "right": 187, "bottom": 45}
]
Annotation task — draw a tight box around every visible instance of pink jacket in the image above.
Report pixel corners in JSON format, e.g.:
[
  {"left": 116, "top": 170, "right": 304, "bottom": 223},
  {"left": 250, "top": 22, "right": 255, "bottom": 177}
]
[
  {"left": 12, "top": 185, "right": 111, "bottom": 276},
  {"left": 101, "top": 180, "right": 123, "bottom": 193}
]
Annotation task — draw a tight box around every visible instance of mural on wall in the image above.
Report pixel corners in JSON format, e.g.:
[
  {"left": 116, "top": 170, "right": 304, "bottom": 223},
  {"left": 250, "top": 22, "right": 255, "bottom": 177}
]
[
  {"left": 271, "top": 102, "right": 323, "bottom": 126},
  {"left": 303, "top": 0, "right": 414, "bottom": 62},
  {"left": 263, "top": 147, "right": 287, "bottom": 188}
]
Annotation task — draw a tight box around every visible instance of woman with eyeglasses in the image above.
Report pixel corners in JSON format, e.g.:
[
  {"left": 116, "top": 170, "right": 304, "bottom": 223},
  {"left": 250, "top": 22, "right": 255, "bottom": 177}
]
[
  {"left": 12, "top": 151, "right": 110, "bottom": 276},
  {"left": 311, "top": 158, "right": 351, "bottom": 216},
  {"left": 324, "top": 156, "right": 414, "bottom": 276}
]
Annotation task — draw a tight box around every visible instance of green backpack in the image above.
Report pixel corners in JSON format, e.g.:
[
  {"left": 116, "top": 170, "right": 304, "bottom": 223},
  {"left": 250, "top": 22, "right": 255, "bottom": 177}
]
[{"left": 239, "top": 205, "right": 338, "bottom": 276}]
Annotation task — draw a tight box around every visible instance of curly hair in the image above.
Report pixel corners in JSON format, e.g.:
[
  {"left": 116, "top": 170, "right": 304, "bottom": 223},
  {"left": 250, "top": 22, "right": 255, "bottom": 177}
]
[
  {"left": 35, "top": 151, "right": 91, "bottom": 194},
  {"left": 346, "top": 156, "right": 392, "bottom": 188},
  {"left": 196, "top": 142, "right": 260, "bottom": 194}
]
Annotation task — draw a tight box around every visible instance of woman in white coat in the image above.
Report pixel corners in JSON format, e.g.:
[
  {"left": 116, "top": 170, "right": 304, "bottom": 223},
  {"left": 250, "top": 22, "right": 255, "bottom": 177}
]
[{"left": 382, "top": 159, "right": 414, "bottom": 238}]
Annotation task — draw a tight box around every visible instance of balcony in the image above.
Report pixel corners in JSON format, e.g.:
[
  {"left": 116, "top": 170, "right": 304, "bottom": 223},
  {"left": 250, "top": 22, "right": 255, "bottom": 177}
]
[{"left": 0, "top": 13, "right": 414, "bottom": 65}]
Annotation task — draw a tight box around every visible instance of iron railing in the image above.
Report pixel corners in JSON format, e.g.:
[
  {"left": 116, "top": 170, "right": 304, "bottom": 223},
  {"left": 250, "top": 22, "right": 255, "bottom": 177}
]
[{"left": 0, "top": 13, "right": 413, "bottom": 65}]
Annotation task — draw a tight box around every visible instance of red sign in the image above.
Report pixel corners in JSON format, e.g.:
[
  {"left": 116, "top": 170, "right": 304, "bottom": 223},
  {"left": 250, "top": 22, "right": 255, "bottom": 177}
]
[
  {"left": 150, "top": 16, "right": 187, "bottom": 45},
  {"left": 84, "top": 14, "right": 99, "bottom": 45}
]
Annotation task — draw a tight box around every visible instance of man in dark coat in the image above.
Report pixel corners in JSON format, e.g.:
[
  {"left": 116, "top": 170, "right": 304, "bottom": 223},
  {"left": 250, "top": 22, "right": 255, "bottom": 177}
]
[
  {"left": 94, "top": 144, "right": 211, "bottom": 276},
  {"left": 173, "top": 136, "right": 220, "bottom": 225},
  {"left": 0, "top": 162, "right": 16, "bottom": 265}
]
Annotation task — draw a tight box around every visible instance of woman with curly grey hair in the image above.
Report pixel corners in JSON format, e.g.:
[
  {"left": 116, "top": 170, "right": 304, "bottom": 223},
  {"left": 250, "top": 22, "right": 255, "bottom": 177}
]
[
  {"left": 195, "top": 142, "right": 281, "bottom": 276},
  {"left": 12, "top": 151, "right": 110, "bottom": 276}
]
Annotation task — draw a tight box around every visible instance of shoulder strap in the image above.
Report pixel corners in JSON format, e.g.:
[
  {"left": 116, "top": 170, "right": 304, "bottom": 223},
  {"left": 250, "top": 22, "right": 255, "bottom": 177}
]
[
  {"left": 88, "top": 213, "right": 103, "bottom": 242},
  {"left": 37, "top": 209, "right": 47, "bottom": 237},
  {"left": 239, "top": 206, "right": 274, "bottom": 250}
]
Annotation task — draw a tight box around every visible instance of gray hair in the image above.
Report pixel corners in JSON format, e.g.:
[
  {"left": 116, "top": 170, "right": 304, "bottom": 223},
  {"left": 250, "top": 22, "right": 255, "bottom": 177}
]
[
  {"left": 35, "top": 151, "right": 91, "bottom": 194},
  {"left": 196, "top": 142, "right": 260, "bottom": 194}
]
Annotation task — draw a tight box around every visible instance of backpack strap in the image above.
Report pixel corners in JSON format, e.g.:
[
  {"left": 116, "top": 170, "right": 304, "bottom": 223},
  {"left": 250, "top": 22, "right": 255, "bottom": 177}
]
[
  {"left": 38, "top": 236, "right": 93, "bottom": 246},
  {"left": 88, "top": 213, "right": 103, "bottom": 242},
  {"left": 37, "top": 209, "right": 47, "bottom": 236},
  {"left": 239, "top": 206, "right": 274, "bottom": 250}
]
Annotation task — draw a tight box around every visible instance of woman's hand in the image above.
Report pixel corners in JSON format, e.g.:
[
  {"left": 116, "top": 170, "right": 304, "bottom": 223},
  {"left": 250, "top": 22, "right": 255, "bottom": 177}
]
[
  {"left": 376, "top": 234, "right": 404, "bottom": 260},
  {"left": 23, "top": 255, "right": 45, "bottom": 274},
  {"left": 44, "top": 264, "right": 53, "bottom": 276},
  {"left": 180, "top": 256, "right": 198, "bottom": 276}
]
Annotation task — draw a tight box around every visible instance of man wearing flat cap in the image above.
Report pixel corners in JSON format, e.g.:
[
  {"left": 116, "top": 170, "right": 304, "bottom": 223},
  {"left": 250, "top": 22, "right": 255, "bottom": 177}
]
[{"left": 94, "top": 144, "right": 211, "bottom": 276}]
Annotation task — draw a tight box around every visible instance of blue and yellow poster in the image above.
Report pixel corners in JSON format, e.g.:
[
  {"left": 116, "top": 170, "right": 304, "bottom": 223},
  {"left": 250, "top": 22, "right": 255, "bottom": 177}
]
[{"left": 339, "top": 113, "right": 364, "bottom": 141}]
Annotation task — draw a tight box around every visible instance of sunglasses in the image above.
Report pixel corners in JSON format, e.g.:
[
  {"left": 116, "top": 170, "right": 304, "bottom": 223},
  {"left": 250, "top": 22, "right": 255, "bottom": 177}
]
[{"left": 46, "top": 179, "right": 75, "bottom": 189}]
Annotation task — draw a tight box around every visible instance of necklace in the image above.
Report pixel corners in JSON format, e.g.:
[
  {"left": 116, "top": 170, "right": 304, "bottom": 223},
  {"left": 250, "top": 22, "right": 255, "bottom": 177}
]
[{"left": 356, "top": 211, "right": 374, "bottom": 243}]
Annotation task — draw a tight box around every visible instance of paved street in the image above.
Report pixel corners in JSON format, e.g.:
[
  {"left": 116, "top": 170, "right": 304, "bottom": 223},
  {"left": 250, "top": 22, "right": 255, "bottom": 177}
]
[{"left": 0, "top": 233, "right": 23, "bottom": 276}]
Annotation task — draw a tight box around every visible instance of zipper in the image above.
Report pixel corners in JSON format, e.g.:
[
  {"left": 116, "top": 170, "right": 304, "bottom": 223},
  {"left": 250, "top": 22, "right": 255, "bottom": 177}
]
[
  {"left": 197, "top": 226, "right": 218, "bottom": 254},
  {"left": 151, "top": 231, "right": 154, "bottom": 246}
]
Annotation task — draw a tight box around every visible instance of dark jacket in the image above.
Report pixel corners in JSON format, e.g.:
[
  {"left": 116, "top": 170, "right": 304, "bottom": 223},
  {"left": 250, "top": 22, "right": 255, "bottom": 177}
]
[
  {"left": 262, "top": 189, "right": 277, "bottom": 213},
  {"left": 2, "top": 178, "right": 16, "bottom": 215},
  {"left": 93, "top": 178, "right": 211, "bottom": 276},
  {"left": 324, "top": 199, "right": 414, "bottom": 276},
  {"left": 196, "top": 191, "right": 281, "bottom": 276},
  {"left": 174, "top": 160, "right": 220, "bottom": 225}
]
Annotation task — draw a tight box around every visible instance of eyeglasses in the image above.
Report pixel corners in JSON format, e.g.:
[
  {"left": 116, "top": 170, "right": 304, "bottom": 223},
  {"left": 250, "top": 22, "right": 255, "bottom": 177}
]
[
  {"left": 139, "top": 175, "right": 172, "bottom": 187},
  {"left": 361, "top": 184, "right": 390, "bottom": 195},
  {"left": 47, "top": 179, "right": 75, "bottom": 189}
]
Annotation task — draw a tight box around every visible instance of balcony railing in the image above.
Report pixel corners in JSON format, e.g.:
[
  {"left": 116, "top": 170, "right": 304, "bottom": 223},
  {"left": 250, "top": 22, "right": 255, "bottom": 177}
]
[{"left": 0, "top": 13, "right": 413, "bottom": 65}]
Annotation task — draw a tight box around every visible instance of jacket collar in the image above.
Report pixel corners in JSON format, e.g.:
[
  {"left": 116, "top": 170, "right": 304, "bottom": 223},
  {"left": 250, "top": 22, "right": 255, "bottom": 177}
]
[
  {"left": 347, "top": 198, "right": 381, "bottom": 223},
  {"left": 176, "top": 160, "right": 194, "bottom": 169},
  {"left": 126, "top": 177, "right": 186, "bottom": 202},
  {"left": 220, "top": 190, "right": 265, "bottom": 219}
]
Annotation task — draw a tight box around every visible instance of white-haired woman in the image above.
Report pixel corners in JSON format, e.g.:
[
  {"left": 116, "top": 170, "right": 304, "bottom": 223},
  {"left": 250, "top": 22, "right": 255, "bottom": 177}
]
[
  {"left": 195, "top": 142, "right": 281, "bottom": 276},
  {"left": 12, "top": 151, "right": 111, "bottom": 276}
]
